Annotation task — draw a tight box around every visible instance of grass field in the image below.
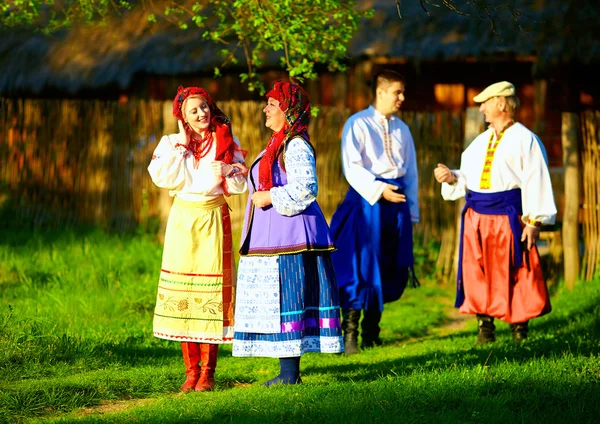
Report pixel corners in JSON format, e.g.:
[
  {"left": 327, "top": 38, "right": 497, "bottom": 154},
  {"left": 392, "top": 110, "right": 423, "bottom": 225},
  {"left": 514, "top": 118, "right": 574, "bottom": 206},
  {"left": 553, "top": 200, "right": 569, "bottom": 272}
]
[{"left": 0, "top": 228, "right": 599, "bottom": 423}]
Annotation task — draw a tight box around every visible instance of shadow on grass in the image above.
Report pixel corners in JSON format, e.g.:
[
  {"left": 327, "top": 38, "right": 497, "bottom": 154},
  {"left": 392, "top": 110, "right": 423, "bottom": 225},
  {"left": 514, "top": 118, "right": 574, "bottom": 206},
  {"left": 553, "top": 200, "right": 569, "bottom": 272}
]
[{"left": 303, "top": 298, "right": 600, "bottom": 383}]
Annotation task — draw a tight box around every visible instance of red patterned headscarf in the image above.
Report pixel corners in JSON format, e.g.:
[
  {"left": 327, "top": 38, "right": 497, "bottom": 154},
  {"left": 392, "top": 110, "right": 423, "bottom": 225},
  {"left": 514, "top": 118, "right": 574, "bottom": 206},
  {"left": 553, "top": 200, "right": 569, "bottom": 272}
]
[
  {"left": 172, "top": 86, "right": 243, "bottom": 166},
  {"left": 258, "top": 81, "right": 311, "bottom": 191}
]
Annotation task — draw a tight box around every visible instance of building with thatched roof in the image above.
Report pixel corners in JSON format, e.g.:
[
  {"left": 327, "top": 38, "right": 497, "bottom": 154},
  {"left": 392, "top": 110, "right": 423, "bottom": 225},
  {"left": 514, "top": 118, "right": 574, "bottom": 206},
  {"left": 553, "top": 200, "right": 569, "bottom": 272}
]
[{"left": 1, "top": 0, "right": 599, "bottom": 164}]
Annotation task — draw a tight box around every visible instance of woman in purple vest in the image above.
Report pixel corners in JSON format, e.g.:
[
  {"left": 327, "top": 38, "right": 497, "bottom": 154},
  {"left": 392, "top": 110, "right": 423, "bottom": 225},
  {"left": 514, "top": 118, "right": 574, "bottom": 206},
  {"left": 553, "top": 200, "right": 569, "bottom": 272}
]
[{"left": 232, "top": 81, "right": 344, "bottom": 385}]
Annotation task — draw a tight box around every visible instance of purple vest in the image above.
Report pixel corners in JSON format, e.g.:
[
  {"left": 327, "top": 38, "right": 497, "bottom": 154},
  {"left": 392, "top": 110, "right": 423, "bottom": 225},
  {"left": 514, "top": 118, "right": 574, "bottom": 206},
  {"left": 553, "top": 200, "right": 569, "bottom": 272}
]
[{"left": 239, "top": 147, "right": 334, "bottom": 256}]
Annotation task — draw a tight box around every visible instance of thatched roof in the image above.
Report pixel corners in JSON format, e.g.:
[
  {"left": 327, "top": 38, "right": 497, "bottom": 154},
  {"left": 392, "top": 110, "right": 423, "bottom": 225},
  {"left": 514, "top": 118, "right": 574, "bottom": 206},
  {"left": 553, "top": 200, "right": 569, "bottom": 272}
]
[{"left": 0, "top": 0, "right": 598, "bottom": 95}]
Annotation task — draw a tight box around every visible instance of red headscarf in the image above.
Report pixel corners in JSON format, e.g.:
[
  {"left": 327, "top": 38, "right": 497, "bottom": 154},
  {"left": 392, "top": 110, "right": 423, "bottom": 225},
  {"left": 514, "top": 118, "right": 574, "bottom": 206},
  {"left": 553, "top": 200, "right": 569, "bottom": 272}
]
[
  {"left": 258, "top": 81, "right": 311, "bottom": 191},
  {"left": 173, "top": 86, "right": 246, "bottom": 194}
]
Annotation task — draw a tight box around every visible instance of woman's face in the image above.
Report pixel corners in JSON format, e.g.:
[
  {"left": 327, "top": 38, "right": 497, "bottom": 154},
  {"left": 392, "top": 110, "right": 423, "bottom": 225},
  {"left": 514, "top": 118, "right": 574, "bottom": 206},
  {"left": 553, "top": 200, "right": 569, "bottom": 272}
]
[
  {"left": 263, "top": 97, "right": 286, "bottom": 132},
  {"left": 183, "top": 97, "right": 211, "bottom": 135}
]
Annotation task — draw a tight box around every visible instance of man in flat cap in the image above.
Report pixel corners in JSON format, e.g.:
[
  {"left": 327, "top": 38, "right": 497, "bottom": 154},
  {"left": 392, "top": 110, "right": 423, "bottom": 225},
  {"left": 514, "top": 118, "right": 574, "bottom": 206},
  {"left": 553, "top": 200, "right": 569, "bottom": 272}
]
[{"left": 434, "top": 81, "right": 556, "bottom": 344}]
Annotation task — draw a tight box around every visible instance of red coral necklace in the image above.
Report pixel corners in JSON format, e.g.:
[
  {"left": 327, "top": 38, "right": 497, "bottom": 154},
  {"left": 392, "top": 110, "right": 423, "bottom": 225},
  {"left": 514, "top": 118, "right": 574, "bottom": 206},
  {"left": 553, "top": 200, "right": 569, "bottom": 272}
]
[{"left": 179, "top": 131, "right": 214, "bottom": 169}]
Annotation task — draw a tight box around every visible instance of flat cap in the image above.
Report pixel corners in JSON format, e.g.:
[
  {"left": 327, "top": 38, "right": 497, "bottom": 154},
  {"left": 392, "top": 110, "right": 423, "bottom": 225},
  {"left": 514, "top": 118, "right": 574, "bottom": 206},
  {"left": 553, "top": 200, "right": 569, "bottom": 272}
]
[{"left": 473, "top": 81, "right": 516, "bottom": 103}]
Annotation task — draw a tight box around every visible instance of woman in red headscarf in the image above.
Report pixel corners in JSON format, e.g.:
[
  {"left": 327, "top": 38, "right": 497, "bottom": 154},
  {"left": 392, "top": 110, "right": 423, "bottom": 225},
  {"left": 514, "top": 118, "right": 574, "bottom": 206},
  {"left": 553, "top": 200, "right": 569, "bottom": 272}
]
[
  {"left": 148, "top": 86, "right": 248, "bottom": 392},
  {"left": 232, "top": 81, "right": 343, "bottom": 386}
]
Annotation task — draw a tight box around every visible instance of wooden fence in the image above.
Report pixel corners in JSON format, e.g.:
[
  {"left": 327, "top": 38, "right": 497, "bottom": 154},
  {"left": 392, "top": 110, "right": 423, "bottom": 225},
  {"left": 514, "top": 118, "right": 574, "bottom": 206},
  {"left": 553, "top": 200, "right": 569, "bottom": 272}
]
[
  {"left": 0, "top": 97, "right": 464, "bottom": 278},
  {"left": 580, "top": 110, "right": 600, "bottom": 281}
]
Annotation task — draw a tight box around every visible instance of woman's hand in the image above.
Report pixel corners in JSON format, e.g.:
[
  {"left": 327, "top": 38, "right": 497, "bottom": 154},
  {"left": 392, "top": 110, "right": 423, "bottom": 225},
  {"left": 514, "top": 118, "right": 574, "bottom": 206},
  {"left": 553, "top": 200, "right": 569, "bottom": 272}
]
[
  {"left": 434, "top": 163, "right": 456, "bottom": 184},
  {"left": 252, "top": 191, "right": 272, "bottom": 208},
  {"left": 231, "top": 163, "right": 249, "bottom": 177},
  {"left": 211, "top": 162, "right": 249, "bottom": 178},
  {"left": 176, "top": 120, "right": 190, "bottom": 146},
  {"left": 211, "top": 161, "right": 233, "bottom": 177}
]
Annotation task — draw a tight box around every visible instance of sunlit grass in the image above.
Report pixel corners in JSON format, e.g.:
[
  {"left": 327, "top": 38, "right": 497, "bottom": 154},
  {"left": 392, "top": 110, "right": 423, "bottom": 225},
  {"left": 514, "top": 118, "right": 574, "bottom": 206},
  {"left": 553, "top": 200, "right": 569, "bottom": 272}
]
[{"left": 0, "top": 228, "right": 599, "bottom": 423}]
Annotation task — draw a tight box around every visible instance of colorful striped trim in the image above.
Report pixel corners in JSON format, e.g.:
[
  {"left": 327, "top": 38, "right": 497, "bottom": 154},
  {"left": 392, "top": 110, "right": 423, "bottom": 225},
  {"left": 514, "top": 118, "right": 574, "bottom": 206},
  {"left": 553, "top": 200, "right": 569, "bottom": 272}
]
[
  {"left": 160, "top": 269, "right": 223, "bottom": 277},
  {"left": 281, "top": 306, "right": 340, "bottom": 316},
  {"left": 154, "top": 313, "right": 223, "bottom": 322},
  {"left": 157, "top": 286, "right": 223, "bottom": 294},
  {"left": 159, "top": 277, "right": 223, "bottom": 286},
  {"left": 154, "top": 332, "right": 233, "bottom": 342},
  {"left": 281, "top": 318, "right": 341, "bottom": 333},
  {"left": 244, "top": 244, "right": 335, "bottom": 257}
]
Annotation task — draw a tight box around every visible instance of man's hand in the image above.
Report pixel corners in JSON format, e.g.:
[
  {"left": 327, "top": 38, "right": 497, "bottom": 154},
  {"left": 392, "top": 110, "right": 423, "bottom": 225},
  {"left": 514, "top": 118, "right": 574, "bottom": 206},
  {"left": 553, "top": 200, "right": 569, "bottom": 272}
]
[
  {"left": 252, "top": 191, "right": 272, "bottom": 208},
  {"left": 521, "top": 225, "right": 540, "bottom": 251},
  {"left": 434, "top": 163, "right": 455, "bottom": 184},
  {"left": 382, "top": 184, "right": 406, "bottom": 203}
]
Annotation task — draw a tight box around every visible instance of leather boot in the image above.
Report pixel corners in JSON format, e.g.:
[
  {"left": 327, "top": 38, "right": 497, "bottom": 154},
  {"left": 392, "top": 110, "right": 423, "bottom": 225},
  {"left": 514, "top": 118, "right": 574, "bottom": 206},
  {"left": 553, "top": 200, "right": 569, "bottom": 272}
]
[
  {"left": 263, "top": 357, "right": 302, "bottom": 387},
  {"left": 510, "top": 321, "right": 529, "bottom": 342},
  {"left": 180, "top": 342, "right": 201, "bottom": 392},
  {"left": 361, "top": 308, "right": 383, "bottom": 349},
  {"left": 476, "top": 314, "right": 496, "bottom": 344},
  {"left": 341, "top": 309, "right": 361, "bottom": 355},
  {"left": 195, "top": 343, "right": 218, "bottom": 392}
]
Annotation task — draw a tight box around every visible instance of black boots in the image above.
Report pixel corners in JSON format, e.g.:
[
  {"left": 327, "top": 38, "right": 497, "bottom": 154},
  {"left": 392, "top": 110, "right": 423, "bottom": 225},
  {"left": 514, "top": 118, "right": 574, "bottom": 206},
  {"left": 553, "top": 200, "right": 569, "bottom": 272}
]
[
  {"left": 361, "top": 309, "right": 383, "bottom": 349},
  {"left": 510, "top": 322, "right": 529, "bottom": 342},
  {"left": 476, "top": 314, "right": 496, "bottom": 344},
  {"left": 341, "top": 309, "right": 361, "bottom": 355},
  {"left": 476, "top": 315, "right": 529, "bottom": 344},
  {"left": 341, "top": 308, "right": 384, "bottom": 354}
]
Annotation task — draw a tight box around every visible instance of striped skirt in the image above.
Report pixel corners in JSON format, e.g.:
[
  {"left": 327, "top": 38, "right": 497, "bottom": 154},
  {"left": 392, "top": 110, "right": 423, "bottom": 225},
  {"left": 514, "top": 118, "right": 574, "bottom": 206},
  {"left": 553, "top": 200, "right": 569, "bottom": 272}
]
[
  {"left": 153, "top": 195, "right": 235, "bottom": 343},
  {"left": 232, "top": 252, "right": 344, "bottom": 358}
]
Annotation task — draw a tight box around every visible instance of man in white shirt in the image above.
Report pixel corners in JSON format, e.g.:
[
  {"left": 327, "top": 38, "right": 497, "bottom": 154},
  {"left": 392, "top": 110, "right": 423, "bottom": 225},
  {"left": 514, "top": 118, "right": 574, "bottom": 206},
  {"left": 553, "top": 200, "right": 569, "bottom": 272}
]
[
  {"left": 330, "top": 70, "right": 420, "bottom": 355},
  {"left": 434, "top": 81, "right": 556, "bottom": 344}
]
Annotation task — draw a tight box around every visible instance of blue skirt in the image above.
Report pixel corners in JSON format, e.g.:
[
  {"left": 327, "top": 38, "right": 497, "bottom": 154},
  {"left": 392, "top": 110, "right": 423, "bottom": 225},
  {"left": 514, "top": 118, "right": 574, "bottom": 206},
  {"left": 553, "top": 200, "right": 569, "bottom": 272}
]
[{"left": 232, "top": 252, "right": 344, "bottom": 358}]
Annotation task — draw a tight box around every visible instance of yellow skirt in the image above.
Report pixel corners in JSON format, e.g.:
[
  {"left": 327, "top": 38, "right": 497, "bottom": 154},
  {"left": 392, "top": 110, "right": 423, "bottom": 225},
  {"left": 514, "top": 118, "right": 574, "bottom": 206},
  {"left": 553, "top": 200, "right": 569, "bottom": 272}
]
[{"left": 153, "top": 196, "right": 235, "bottom": 343}]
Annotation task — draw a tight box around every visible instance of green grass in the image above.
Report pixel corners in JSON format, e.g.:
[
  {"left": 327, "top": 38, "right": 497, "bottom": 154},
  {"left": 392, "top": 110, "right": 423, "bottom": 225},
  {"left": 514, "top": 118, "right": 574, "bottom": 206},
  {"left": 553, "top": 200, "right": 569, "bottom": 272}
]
[{"left": 0, "top": 228, "right": 599, "bottom": 423}]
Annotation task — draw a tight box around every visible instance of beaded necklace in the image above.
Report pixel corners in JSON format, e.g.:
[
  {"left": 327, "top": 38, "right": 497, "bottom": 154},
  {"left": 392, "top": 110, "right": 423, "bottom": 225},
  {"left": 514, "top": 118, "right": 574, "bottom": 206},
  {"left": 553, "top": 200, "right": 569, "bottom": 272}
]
[
  {"left": 479, "top": 120, "right": 514, "bottom": 189},
  {"left": 176, "top": 130, "right": 214, "bottom": 169}
]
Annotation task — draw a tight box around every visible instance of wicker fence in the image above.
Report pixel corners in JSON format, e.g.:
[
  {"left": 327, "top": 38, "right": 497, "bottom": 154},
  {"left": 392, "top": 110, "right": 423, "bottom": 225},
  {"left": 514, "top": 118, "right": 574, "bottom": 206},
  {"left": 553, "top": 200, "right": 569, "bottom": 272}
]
[
  {"left": 580, "top": 110, "right": 600, "bottom": 280},
  {"left": 0, "top": 98, "right": 463, "bottom": 275}
]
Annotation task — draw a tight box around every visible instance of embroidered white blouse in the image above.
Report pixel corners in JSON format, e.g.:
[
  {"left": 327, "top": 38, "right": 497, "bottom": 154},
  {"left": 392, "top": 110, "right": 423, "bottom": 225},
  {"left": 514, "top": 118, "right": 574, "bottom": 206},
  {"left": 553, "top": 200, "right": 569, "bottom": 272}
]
[
  {"left": 341, "top": 105, "right": 420, "bottom": 222},
  {"left": 270, "top": 137, "right": 318, "bottom": 216},
  {"left": 148, "top": 133, "right": 247, "bottom": 201},
  {"left": 441, "top": 122, "right": 557, "bottom": 225}
]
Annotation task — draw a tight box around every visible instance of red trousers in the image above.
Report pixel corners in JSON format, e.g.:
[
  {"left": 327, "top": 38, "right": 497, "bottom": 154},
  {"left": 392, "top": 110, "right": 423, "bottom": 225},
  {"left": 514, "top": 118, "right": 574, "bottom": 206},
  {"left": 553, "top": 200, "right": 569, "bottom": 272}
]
[{"left": 459, "top": 209, "right": 551, "bottom": 323}]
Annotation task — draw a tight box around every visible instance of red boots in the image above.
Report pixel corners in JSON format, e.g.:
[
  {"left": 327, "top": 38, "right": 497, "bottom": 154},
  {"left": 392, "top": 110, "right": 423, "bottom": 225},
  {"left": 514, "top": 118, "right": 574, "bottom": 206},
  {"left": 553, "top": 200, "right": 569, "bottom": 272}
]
[
  {"left": 195, "top": 343, "right": 219, "bottom": 392},
  {"left": 180, "top": 342, "right": 201, "bottom": 392},
  {"left": 179, "top": 342, "right": 219, "bottom": 392}
]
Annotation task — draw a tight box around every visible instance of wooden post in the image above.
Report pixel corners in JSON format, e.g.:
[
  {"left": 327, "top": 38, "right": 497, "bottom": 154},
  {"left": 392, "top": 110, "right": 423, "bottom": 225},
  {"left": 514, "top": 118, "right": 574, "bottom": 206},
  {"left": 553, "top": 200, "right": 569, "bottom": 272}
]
[
  {"left": 562, "top": 112, "right": 580, "bottom": 288},
  {"left": 453, "top": 107, "right": 483, "bottom": 275},
  {"left": 156, "top": 101, "right": 176, "bottom": 242}
]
